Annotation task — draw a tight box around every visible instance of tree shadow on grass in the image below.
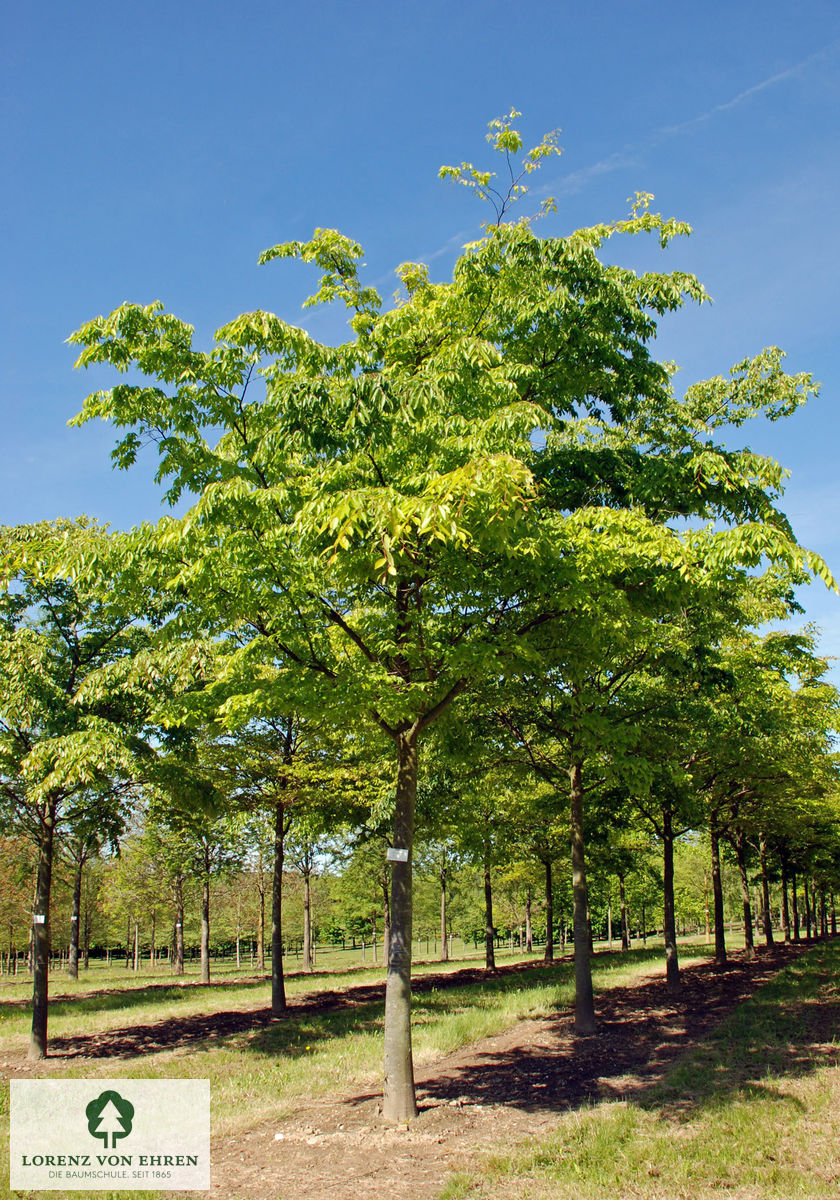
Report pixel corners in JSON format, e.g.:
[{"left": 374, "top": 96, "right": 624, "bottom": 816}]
[
  {"left": 34, "top": 958, "right": 573, "bottom": 1059},
  {"left": 407, "top": 942, "right": 839, "bottom": 1119},
  {"left": 0, "top": 974, "right": 271, "bottom": 1019}
]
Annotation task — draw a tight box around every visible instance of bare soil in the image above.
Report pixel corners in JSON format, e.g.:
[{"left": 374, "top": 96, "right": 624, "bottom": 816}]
[{"left": 4, "top": 946, "right": 819, "bottom": 1199}]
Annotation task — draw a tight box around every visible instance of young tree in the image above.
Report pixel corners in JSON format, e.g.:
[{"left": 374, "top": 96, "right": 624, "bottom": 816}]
[
  {"left": 64, "top": 814, "right": 119, "bottom": 979},
  {"left": 0, "top": 521, "right": 152, "bottom": 1058},
  {"left": 69, "top": 114, "right": 832, "bottom": 1114}
]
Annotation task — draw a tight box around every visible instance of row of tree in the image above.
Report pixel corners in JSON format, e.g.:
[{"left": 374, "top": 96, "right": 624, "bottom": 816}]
[
  {"left": 2, "top": 114, "right": 838, "bottom": 1122},
  {"left": 3, "top": 814, "right": 835, "bottom": 980}
]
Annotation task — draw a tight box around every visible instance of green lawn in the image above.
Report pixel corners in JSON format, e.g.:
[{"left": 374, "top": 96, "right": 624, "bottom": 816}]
[
  {"left": 441, "top": 939, "right": 840, "bottom": 1200},
  {"left": 0, "top": 945, "right": 686, "bottom": 1200},
  {"left": 0, "top": 934, "right": 788, "bottom": 1200}
]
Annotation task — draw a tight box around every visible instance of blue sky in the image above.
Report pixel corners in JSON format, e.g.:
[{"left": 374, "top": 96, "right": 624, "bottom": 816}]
[{"left": 2, "top": 1, "right": 839, "bottom": 660}]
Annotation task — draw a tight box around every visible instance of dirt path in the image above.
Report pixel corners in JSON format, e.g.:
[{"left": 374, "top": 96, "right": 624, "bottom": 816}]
[
  {"left": 2, "top": 948, "right": 812, "bottom": 1197},
  {"left": 208, "top": 947, "right": 806, "bottom": 1200}
]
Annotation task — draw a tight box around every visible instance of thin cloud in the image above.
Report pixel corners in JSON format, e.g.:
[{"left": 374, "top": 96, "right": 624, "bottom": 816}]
[
  {"left": 417, "top": 39, "right": 840, "bottom": 265},
  {"left": 655, "top": 39, "right": 840, "bottom": 138}
]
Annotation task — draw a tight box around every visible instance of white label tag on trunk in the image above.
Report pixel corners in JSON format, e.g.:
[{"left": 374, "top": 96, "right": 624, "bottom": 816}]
[
  {"left": 32, "top": 915, "right": 45, "bottom": 925},
  {"left": 10, "top": 1079, "right": 210, "bottom": 1190},
  {"left": 386, "top": 847, "right": 409, "bottom": 862}
]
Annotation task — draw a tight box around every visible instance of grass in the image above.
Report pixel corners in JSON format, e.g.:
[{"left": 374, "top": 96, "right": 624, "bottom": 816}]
[
  {"left": 442, "top": 939, "right": 840, "bottom": 1200},
  {"left": 0, "top": 944, "right": 682, "bottom": 1200},
  {"left": 0, "top": 934, "right": 765, "bottom": 1200}
]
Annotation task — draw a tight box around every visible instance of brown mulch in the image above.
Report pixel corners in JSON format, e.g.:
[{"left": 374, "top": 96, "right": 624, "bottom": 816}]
[
  {"left": 3, "top": 945, "right": 827, "bottom": 1199},
  {"left": 207, "top": 945, "right": 816, "bottom": 1200}
]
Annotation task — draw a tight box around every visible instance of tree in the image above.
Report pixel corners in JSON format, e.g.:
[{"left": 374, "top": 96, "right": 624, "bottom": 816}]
[
  {"left": 69, "top": 113, "right": 832, "bottom": 1115},
  {"left": 0, "top": 837, "right": 37, "bottom": 974},
  {"left": 686, "top": 627, "right": 839, "bottom": 962},
  {"left": 64, "top": 814, "right": 117, "bottom": 978},
  {"left": 0, "top": 521, "right": 151, "bottom": 1058},
  {"left": 330, "top": 834, "right": 393, "bottom": 961}
]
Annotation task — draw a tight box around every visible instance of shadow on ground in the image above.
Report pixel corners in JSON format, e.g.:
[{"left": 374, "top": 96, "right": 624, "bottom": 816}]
[
  {"left": 406, "top": 943, "right": 839, "bottom": 1119},
  {"left": 33, "top": 958, "right": 571, "bottom": 1058}
]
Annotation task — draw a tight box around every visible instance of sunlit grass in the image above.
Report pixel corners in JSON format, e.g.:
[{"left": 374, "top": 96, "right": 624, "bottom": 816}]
[
  {"left": 0, "top": 934, "right": 766, "bottom": 1200},
  {"left": 0, "top": 946, "right": 687, "bottom": 1138},
  {"left": 441, "top": 940, "right": 840, "bottom": 1200}
]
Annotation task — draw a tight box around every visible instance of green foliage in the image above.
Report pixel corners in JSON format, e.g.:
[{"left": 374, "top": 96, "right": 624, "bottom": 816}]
[
  {"left": 0, "top": 521, "right": 154, "bottom": 834},
  {"left": 57, "top": 114, "right": 840, "bottom": 1085}
]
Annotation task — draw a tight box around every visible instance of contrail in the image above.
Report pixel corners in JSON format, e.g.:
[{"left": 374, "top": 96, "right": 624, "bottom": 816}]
[
  {"left": 655, "top": 39, "right": 840, "bottom": 138},
  {"left": 415, "top": 38, "right": 840, "bottom": 262}
]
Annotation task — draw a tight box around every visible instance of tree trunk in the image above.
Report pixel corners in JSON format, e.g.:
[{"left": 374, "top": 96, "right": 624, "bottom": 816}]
[
  {"left": 383, "top": 728, "right": 419, "bottom": 1123},
  {"left": 174, "top": 872, "right": 185, "bottom": 976},
  {"left": 803, "top": 876, "right": 812, "bottom": 941},
  {"left": 735, "top": 831, "right": 755, "bottom": 959},
  {"left": 525, "top": 886, "right": 533, "bottom": 953},
  {"left": 82, "top": 902, "right": 90, "bottom": 970},
  {"left": 570, "top": 760, "right": 595, "bottom": 1034},
  {"left": 302, "top": 866, "right": 313, "bottom": 972},
  {"left": 759, "top": 835, "right": 774, "bottom": 947},
  {"left": 543, "top": 858, "right": 554, "bottom": 963},
  {"left": 271, "top": 797, "right": 286, "bottom": 1013},
  {"left": 781, "top": 859, "right": 791, "bottom": 942},
  {"left": 67, "top": 850, "right": 83, "bottom": 980},
  {"left": 710, "top": 820, "right": 727, "bottom": 965},
  {"left": 256, "top": 866, "right": 266, "bottom": 972},
  {"left": 29, "top": 802, "right": 56, "bottom": 1061},
  {"left": 382, "top": 865, "right": 391, "bottom": 964},
  {"left": 439, "top": 859, "right": 448, "bottom": 962},
  {"left": 662, "top": 804, "right": 679, "bottom": 990},
  {"left": 791, "top": 865, "right": 800, "bottom": 941},
  {"left": 703, "top": 870, "right": 711, "bottom": 944},
  {"left": 200, "top": 850, "right": 210, "bottom": 984},
  {"left": 133, "top": 921, "right": 140, "bottom": 972},
  {"left": 151, "top": 910, "right": 156, "bottom": 970},
  {"left": 618, "top": 872, "right": 630, "bottom": 950},
  {"left": 483, "top": 847, "right": 496, "bottom": 971}
]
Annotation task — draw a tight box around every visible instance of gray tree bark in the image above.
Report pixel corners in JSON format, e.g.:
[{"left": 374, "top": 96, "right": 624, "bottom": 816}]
[
  {"left": 29, "top": 800, "right": 56, "bottom": 1061},
  {"left": 439, "top": 856, "right": 448, "bottom": 962},
  {"left": 791, "top": 865, "right": 800, "bottom": 941},
  {"left": 271, "top": 797, "right": 287, "bottom": 1012},
  {"left": 174, "top": 872, "right": 185, "bottom": 975},
  {"left": 570, "top": 760, "right": 595, "bottom": 1034},
  {"left": 710, "top": 821, "right": 727, "bottom": 965},
  {"left": 200, "top": 848, "right": 210, "bottom": 984},
  {"left": 735, "top": 831, "right": 755, "bottom": 958},
  {"left": 543, "top": 858, "right": 554, "bottom": 963},
  {"left": 383, "top": 729, "right": 419, "bottom": 1122},
  {"left": 67, "top": 849, "right": 83, "bottom": 980},
  {"left": 619, "top": 872, "right": 630, "bottom": 950},
  {"left": 662, "top": 804, "right": 680, "bottom": 990},
  {"left": 759, "top": 835, "right": 774, "bottom": 947},
  {"left": 302, "top": 864, "right": 313, "bottom": 972},
  {"left": 484, "top": 849, "right": 496, "bottom": 971}
]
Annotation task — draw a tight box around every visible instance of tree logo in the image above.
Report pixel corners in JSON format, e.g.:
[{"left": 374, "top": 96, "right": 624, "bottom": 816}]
[{"left": 85, "top": 1090, "right": 135, "bottom": 1149}]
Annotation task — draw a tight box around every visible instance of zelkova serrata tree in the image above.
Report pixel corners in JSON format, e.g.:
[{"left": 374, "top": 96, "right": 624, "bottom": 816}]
[{"left": 69, "top": 114, "right": 831, "bottom": 1117}]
